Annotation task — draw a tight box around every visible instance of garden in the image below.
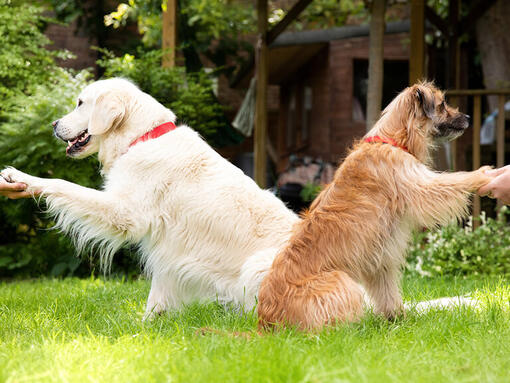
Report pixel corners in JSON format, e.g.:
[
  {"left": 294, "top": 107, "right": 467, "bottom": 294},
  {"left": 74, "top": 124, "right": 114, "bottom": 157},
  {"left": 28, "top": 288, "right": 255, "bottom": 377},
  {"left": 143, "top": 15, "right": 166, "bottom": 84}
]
[{"left": 1, "top": 0, "right": 510, "bottom": 382}]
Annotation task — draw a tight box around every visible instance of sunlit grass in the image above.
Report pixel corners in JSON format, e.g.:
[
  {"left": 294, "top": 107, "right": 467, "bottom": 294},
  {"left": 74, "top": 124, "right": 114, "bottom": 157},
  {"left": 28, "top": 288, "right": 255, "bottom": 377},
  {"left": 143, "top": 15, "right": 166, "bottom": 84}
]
[{"left": 1, "top": 275, "right": 509, "bottom": 383}]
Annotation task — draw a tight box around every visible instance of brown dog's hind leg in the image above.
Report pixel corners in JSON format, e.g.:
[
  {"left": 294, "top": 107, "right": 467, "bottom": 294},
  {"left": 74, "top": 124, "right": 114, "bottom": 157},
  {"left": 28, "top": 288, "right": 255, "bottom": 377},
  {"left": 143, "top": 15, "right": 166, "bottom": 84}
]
[{"left": 364, "top": 268, "right": 404, "bottom": 319}]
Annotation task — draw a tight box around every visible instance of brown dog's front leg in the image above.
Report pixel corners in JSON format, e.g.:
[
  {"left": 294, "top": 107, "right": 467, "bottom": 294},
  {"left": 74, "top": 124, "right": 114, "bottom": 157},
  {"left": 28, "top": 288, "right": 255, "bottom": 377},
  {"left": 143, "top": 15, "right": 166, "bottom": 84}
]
[{"left": 402, "top": 165, "right": 493, "bottom": 228}]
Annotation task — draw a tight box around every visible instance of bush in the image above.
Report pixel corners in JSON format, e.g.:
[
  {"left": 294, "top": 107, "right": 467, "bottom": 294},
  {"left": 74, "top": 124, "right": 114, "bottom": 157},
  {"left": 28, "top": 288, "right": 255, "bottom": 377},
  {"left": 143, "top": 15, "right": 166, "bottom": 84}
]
[
  {"left": 407, "top": 207, "right": 510, "bottom": 277},
  {"left": 0, "top": 70, "right": 103, "bottom": 277},
  {"left": 0, "top": 0, "right": 72, "bottom": 104}
]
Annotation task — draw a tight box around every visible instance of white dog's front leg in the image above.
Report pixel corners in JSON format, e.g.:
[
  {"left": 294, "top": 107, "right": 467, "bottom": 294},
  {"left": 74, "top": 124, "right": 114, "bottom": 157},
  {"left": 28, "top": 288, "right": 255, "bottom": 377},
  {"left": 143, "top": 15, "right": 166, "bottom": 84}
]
[
  {"left": 144, "top": 275, "right": 181, "bottom": 321},
  {"left": 1, "top": 167, "right": 141, "bottom": 250}
]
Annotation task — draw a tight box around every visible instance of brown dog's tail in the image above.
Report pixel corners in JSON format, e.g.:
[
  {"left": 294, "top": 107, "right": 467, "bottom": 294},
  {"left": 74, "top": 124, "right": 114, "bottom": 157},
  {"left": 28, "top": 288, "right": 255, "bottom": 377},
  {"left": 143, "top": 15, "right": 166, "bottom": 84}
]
[{"left": 257, "top": 269, "right": 364, "bottom": 331}]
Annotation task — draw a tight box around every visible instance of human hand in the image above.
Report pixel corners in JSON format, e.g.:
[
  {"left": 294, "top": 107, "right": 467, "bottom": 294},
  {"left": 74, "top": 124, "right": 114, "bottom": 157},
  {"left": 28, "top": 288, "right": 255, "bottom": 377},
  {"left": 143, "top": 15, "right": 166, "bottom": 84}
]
[
  {"left": 478, "top": 165, "right": 510, "bottom": 205},
  {"left": 0, "top": 175, "right": 31, "bottom": 199}
]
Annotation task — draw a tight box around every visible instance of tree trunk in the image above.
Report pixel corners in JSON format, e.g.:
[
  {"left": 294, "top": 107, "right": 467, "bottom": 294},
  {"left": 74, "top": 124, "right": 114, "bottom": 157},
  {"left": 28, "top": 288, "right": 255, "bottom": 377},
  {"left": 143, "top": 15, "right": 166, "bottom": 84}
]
[
  {"left": 162, "top": 0, "right": 178, "bottom": 68},
  {"left": 366, "top": 0, "right": 386, "bottom": 131},
  {"left": 476, "top": 0, "right": 510, "bottom": 110}
]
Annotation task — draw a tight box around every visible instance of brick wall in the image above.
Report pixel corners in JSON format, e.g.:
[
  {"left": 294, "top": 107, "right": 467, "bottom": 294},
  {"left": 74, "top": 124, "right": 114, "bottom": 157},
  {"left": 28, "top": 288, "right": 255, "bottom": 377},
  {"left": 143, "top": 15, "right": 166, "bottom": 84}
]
[
  {"left": 328, "top": 33, "right": 409, "bottom": 161},
  {"left": 45, "top": 20, "right": 97, "bottom": 71},
  {"left": 277, "top": 33, "right": 410, "bottom": 166}
]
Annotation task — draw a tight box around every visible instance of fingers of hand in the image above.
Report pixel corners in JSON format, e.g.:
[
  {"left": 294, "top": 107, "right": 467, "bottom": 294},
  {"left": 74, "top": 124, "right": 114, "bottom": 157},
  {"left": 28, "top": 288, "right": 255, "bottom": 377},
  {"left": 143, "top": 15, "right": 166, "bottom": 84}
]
[
  {"left": 3, "top": 191, "right": 31, "bottom": 200},
  {"left": 0, "top": 181, "right": 27, "bottom": 191},
  {"left": 485, "top": 166, "right": 510, "bottom": 177}
]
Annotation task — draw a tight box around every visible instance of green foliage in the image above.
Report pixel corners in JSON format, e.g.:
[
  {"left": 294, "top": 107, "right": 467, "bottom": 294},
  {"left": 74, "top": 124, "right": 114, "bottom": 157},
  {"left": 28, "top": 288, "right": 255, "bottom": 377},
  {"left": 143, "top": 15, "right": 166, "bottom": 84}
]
[
  {"left": 300, "top": 182, "right": 323, "bottom": 202},
  {"left": 407, "top": 207, "right": 510, "bottom": 277},
  {"left": 105, "top": 0, "right": 254, "bottom": 47},
  {"left": 97, "top": 49, "right": 225, "bottom": 143},
  {"left": 0, "top": 0, "right": 72, "bottom": 104},
  {"left": 0, "top": 70, "right": 103, "bottom": 277},
  {"left": 284, "top": 0, "right": 369, "bottom": 30}
]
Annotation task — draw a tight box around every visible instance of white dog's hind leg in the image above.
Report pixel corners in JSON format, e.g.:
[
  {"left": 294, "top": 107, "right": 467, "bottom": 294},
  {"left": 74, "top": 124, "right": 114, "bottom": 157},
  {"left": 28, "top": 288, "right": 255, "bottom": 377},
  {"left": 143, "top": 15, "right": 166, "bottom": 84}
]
[{"left": 237, "top": 247, "right": 280, "bottom": 311}]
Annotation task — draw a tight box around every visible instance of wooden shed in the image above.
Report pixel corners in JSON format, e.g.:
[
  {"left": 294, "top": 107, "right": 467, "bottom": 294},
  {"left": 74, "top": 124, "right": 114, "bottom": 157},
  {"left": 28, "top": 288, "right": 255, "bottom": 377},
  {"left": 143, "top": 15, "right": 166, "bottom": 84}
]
[{"left": 236, "top": 21, "right": 411, "bottom": 173}]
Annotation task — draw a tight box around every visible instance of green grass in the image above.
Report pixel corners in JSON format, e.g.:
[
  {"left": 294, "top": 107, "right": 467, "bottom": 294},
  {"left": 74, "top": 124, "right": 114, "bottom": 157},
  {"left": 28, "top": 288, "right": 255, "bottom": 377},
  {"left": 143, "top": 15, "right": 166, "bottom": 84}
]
[{"left": 1, "top": 276, "right": 509, "bottom": 383}]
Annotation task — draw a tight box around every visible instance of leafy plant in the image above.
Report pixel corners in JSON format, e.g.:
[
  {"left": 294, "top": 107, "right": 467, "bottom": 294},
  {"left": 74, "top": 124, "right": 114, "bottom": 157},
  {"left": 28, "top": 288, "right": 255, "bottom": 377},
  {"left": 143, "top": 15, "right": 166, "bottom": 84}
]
[
  {"left": 0, "top": 0, "right": 73, "bottom": 105},
  {"left": 0, "top": 70, "right": 103, "bottom": 277},
  {"left": 300, "top": 182, "right": 323, "bottom": 202},
  {"left": 407, "top": 207, "right": 510, "bottom": 277}
]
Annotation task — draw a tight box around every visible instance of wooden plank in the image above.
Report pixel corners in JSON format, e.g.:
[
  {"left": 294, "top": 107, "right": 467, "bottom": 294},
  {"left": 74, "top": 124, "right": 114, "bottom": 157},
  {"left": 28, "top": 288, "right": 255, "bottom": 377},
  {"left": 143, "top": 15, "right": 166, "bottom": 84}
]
[
  {"left": 409, "top": 0, "right": 425, "bottom": 85},
  {"left": 449, "top": 96, "right": 459, "bottom": 171},
  {"left": 162, "top": 0, "right": 177, "bottom": 68},
  {"left": 497, "top": 94, "right": 505, "bottom": 210},
  {"left": 473, "top": 95, "right": 481, "bottom": 225},
  {"left": 267, "top": 0, "right": 313, "bottom": 45},
  {"left": 366, "top": 0, "right": 386, "bottom": 131},
  {"left": 254, "top": 0, "right": 268, "bottom": 188},
  {"left": 448, "top": 89, "right": 510, "bottom": 96},
  {"left": 497, "top": 95, "right": 506, "bottom": 168}
]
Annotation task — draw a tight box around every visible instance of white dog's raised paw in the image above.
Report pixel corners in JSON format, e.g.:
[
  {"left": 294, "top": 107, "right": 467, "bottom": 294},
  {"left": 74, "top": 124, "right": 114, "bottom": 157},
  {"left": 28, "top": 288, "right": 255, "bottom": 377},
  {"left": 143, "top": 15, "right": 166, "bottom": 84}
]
[{"left": 0, "top": 167, "right": 30, "bottom": 184}]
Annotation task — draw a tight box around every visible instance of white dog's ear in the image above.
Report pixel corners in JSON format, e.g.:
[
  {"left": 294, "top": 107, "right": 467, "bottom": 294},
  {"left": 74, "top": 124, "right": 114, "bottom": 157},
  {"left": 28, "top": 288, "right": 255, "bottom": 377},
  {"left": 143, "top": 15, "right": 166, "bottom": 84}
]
[{"left": 88, "top": 91, "right": 126, "bottom": 135}]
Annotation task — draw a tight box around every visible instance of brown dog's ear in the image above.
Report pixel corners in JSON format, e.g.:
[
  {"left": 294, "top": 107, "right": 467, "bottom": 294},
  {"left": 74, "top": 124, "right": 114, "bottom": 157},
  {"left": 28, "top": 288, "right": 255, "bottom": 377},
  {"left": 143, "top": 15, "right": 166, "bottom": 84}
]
[
  {"left": 415, "top": 87, "right": 435, "bottom": 119},
  {"left": 88, "top": 91, "right": 126, "bottom": 135}
]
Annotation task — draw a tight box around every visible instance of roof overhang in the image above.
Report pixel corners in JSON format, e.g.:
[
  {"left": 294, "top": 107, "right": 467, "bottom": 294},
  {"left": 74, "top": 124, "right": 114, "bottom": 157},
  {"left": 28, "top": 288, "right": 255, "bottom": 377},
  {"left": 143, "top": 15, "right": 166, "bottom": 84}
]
[{"left": 231, "top": 20, "right": 411, "bottom": 88}]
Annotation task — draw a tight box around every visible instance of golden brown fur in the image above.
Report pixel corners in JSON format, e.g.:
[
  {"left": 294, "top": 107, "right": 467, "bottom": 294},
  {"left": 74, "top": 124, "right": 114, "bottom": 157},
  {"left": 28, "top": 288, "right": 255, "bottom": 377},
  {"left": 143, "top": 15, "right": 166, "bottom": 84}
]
[{"left": 258, "top": 82, "right": 493, "bottom": 331}]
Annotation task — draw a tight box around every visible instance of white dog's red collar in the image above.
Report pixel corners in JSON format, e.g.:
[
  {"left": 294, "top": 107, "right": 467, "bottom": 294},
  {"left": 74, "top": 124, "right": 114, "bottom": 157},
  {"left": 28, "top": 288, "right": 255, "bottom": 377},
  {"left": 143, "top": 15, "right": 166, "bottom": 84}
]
[{"left": 129, "top": 122, "right": 177, "bottom": 148}]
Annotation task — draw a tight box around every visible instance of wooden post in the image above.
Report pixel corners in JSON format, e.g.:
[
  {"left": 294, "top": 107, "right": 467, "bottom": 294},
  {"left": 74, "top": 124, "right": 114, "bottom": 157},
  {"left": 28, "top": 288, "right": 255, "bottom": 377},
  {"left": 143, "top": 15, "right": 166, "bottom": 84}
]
[
  {"left": 449, "top": 96, "right": 459, "bottom": 171},
  {"left": 447, "top": 0, "right": 460, "bottom": 89},
  {"left": 497, "top": 94, "right": 506, "bottom": 210},
  {"left": 254, "top": 0, "right": 268, "bottom": 188},
  {"left": 473, "top": 95, "right": 481, "bottom": 226},
  {"left": 162, "top": 0, "right": 177, "bottom": 68},
  {"left": 366, "top": 0, "right": 386, "bottom": 131},
  {"left": 409, "top": 0, "right": 425, "bottom": 85}
]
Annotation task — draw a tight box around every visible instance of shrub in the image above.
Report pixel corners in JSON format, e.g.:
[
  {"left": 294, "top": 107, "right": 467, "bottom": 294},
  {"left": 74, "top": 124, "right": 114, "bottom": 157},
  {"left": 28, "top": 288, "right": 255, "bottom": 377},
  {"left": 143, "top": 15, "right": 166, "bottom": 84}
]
[
  {"left": 0, "top": 70, "right": 103, "bottom": 277},
  {"left": 407, "top": 207, "right": 510, "bottom": 277},
  {"left": 0, "top": 0, "right": 72, "bottom": 104}
]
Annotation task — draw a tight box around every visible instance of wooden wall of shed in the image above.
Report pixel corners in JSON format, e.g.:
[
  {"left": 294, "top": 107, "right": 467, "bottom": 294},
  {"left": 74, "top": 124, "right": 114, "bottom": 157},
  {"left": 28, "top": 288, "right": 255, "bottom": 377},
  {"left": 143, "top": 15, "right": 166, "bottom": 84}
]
[
  {"left": 277, "top": 47, "right": 330, "bottom": 172},
  {"left": 277, "top": 33, "right": 409, "bottom": 170}
]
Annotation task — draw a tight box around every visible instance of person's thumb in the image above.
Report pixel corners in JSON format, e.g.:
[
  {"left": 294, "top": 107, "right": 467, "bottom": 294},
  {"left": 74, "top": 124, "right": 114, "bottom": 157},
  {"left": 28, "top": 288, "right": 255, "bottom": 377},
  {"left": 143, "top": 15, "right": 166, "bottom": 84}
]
[{"left": 478, "top": 181, "right": 494, "bottom": 197}]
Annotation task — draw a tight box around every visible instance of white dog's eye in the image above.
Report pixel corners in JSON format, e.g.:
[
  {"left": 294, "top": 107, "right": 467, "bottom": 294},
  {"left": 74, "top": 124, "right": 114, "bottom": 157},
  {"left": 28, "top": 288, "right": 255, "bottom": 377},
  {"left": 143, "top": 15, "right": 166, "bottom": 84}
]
[{"left": 77, "top": 99, "right": 83, "bottom": 107}]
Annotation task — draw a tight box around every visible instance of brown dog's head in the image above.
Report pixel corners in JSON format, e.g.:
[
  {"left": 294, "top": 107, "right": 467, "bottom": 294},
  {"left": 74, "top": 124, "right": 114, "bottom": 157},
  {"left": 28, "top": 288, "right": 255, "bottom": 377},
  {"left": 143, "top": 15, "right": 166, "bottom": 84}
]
[
  {"left": 411, "top": 81, "right": 469, "bottom": 141},
  {"left": 369, "top": 81, "right": 469, "bottom": 162}
]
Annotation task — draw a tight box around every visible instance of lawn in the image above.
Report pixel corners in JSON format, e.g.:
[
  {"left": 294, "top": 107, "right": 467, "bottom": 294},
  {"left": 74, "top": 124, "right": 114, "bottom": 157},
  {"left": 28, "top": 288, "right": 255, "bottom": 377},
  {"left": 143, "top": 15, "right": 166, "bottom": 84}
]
[{"left": 1, "top": 276, "right": 509, "bottom": 383}]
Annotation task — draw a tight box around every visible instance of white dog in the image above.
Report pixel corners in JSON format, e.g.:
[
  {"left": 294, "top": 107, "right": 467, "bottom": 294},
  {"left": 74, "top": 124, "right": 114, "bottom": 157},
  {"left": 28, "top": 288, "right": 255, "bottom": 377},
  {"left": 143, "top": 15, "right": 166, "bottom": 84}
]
[{"left": 1, "top": 78, "right": 298, "bottom": 318}]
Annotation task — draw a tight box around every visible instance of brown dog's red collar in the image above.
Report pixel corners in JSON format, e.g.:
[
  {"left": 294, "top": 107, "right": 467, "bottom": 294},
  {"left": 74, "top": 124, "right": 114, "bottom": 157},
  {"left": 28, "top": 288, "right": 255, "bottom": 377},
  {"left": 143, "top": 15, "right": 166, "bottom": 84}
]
[
  {"left": 130, "top": 122, "right": 177, "bottom": 148},
  {"left": 364, "top": 136, "right": 409, "bottom": 153}
]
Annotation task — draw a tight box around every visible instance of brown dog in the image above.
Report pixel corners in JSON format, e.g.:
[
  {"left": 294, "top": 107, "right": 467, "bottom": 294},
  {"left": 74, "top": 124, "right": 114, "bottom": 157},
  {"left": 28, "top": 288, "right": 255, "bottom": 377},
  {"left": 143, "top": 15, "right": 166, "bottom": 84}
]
[{"left": 258, "top": 82, "right": 493, "bottom": 331}]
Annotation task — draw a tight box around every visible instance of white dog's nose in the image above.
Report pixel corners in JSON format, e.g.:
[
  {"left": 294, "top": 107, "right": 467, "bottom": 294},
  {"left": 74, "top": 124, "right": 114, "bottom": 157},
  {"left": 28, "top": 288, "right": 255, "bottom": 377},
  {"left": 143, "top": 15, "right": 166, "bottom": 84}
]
[{"left": 52, "top": 120, "right": 59, "bottom": 128}]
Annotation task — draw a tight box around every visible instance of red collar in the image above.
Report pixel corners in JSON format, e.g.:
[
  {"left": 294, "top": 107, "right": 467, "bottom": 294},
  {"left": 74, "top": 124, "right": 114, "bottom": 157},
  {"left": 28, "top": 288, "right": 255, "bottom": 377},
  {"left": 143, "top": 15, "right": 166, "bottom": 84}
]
[
  {"left": 129, "top": 122, "right": 177, "bottom": 148},
  {"left": 364, "top": 136, "right": 409, "bottom": 153}
]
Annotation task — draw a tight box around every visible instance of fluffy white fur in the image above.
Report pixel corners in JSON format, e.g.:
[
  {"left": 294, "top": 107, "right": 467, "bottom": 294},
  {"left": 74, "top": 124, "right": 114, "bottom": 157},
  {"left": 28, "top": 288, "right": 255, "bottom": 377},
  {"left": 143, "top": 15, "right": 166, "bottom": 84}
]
[{"left": 1, "top": 78, "right": 298, "bottom": 318}]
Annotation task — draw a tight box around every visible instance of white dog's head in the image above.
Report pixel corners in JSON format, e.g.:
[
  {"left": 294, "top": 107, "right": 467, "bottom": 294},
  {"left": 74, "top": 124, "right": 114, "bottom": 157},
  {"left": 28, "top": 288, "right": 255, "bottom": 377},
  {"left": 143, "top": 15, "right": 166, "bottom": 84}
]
[{"left": 53, "top": 78, "right": 175, "bottom": 162}]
